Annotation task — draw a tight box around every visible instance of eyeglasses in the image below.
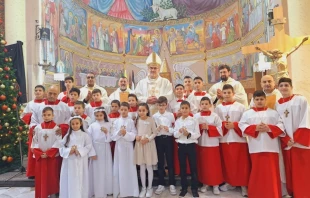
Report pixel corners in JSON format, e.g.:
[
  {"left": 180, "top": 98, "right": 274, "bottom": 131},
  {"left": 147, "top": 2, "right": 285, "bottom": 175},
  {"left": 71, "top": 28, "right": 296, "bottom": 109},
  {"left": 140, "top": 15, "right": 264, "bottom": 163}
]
[{"left": 87, "top": 76, "right": 95, "bottom": 79}]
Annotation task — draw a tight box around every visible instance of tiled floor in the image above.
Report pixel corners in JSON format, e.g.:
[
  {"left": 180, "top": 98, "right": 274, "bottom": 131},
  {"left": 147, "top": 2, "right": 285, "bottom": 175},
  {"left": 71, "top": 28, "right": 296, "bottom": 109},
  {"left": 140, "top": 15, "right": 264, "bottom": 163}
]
[{"left": 0, "top": 186, "right": 243, "bottom": 198}]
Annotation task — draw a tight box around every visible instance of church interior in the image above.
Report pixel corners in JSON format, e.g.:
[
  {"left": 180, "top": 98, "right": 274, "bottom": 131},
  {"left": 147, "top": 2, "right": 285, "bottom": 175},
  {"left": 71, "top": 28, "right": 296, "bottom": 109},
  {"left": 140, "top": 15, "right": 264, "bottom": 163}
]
[{"left": 0, "top": 0, "right": 310, "bottom": 197}]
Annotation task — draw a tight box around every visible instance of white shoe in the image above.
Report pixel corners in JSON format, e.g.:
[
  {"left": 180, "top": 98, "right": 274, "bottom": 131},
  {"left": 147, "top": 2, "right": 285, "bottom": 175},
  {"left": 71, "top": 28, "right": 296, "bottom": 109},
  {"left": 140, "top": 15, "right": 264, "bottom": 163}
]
[
  {"left": 139, "top": 187, "right": 147, "bottom": 197},
  {"left": 200, "top": 185, "right": 208, "bottom": 193},
  {"left": 155, "top": 185, "right": 165, "bottom": 195},
  {"left": 219, "top": 183, "right": 236, "bottom": 192},
  {"left": 213, "top": 186, "right": 220, "bottom": 195},
  {"left": 170, "top": 185, "right": 177, "bottom": 195},
  {"left": 146, "top": 188, "right": 153, "bottom": 198},
  {"left": 241, "top": 186, "right": 248, "bottom": 197}
]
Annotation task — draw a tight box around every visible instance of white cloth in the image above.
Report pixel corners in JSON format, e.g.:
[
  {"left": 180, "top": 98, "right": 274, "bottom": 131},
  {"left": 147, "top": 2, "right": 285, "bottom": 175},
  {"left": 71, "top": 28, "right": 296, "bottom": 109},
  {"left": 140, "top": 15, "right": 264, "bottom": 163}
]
[
  {"left": 215, "top": 102, "right": 247, "bottom": 143},
  {"left": 187, "top": 91, "right": 212, "bottom": 114},
  {"left": 135, "top": 76, "right": 173, "bottom": 115},
  {"left": 88, "top": 121, "right": 113, "bottom": 198},
  {"left": 276, "top": 95, "right": 310, "bottom": 150},
  {"left": 79, "top": 84, "right": 109, "bottom": 104},
  {"left": 30, "top": 101, "right": 71, "bottom": 127},
  {"left": 153, "top": 111, "right": 175, "bottom": 136},
  {"left": 57, "top": 91, "right": 66, "bottom": 100},
  {"left": 239, "top": 108, "right": 285, "bottom": 153},
  {"left": 85, "top": 103, "right": 111, "bottom": 122},
  {"left": 111, "top": 117, "right": 139, "bottom": 198},
  {"left": 59, "top": 130, "right": 93, "bottom": 198},
  {"left": 109, "top": 87, "right": 134, "bottom": 101},
  {"left": 31, "top": 125, "right": 62, "bottom": 151},
  {"left": 209, "top": 77, "right": 248, "bottom": 107},
  {"left": 168, "top": 97, "right": 196, "bottom": 115},
  {"left": 194, "top": 112, "right": 223, "bottom": 147},
  {"left": 20, "top": 100, "right": 44, "bottom": 120},
  {"left": 174, "top": 116, "right": 201, "bottom": 144},
  {"left": 249, "top": 89, "right": 282, "bottom": 108}
]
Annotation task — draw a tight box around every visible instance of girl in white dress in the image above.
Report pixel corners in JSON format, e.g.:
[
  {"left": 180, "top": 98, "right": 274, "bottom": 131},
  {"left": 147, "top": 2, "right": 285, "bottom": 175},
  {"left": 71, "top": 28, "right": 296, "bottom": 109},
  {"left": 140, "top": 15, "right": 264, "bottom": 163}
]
[
  {"left": 88, "top": 107, "right": 113, "bottom": 198},
  {"left": 59, "top": 116, "right": 93, "bottom": 198},
  {"left": 134, "top": 103, "right": 158, "bottom": 198}
]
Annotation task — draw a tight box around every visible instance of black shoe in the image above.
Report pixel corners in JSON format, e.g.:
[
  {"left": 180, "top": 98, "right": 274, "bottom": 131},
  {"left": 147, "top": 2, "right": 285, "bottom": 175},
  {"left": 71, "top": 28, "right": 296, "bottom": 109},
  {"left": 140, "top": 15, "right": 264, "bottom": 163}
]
[
  {"left": 179, "top": 189, "right": 187, "bottom": 197},
  {"left": 28, "top": 176, "right": 35, "bottom": 179},
  {"left": 192, "top": 190, "right": 199, "bottom": 198}
]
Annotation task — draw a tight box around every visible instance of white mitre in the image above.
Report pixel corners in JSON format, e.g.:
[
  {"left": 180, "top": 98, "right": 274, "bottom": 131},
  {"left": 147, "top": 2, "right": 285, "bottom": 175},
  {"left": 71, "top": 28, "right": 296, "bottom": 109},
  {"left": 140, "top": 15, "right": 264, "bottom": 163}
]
[{"left": 146, "top": 52, "right": 162, "bottom": 67}]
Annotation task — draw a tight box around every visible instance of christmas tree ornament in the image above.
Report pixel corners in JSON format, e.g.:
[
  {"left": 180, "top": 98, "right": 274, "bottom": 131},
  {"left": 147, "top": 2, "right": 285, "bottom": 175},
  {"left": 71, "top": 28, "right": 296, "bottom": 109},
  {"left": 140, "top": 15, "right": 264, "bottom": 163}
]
[
  {"left": 8, "top": 57, "right": 12, "bottom": 62},
  {"left": 0, "top": 67, "right": 3, "bottom": 72},
  {"left": 8, "top": 131, "right": 12, "bottom": 135},
  {"left": 12, "top": 79, "right": 16, "bottom": 82},
  {"left": 10, "top": 86, "right": 14, "bottom": 90},
  {"left": 17, "top": 137, "right": 22, "bottom": 141},
  {"left": 2, "top": 156, "right": 7, "bottom": 161},
  {"left": 3, "top": 48, "right": 7, "bottom": 52},
  {"left": 12, "top": 97, "right": 17, "bottom": 102},
  {"left": 12, "top": 104, "right": 17, "bottom": 109},
  {"left": 4, "top": 122, "right": 9, "bottom": 127},
  {"left": 7, "top": 157, "right": 13, "bottom": 163},
  {"left": 18, "top": 92, "right": 22, "bottom": 96},
  {"left": 18, "top": 126, "right": 23, "bottom": 131},
  {"left": 4, "top": 58, "right": 8, "bottom": 62},
  {"left": 4, "top": 66, "right": 9, "bottom": 71},
  {"left": 0, "top": 125, "right": 2, "bottom": 130},
  {"left": 0, "top": 94, "right": 6, "bottom": 101},
  {"left": 4, "top": 74, "right": 9, "bottom": 79},
  {"left": 0, "top": 40, "right": 7, "bottom": 45},
  {"left": 6, "top": 107, "right": 11, "bottom": 112},
  {"left": 2, "top": 104, "right": 8, "bottom": 111},
  {"left": 0, "top": 84, "right": 5, "bottom": 89}
]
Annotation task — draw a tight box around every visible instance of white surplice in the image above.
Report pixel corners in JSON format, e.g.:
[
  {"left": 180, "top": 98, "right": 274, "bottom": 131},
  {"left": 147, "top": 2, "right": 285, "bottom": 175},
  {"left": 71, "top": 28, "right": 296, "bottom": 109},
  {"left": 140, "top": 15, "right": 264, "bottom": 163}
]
[
  {"left": 209, "top": 77, "right": 248, "bottom": 107},
  {"left": 111, "top": 117, "right": 139, "bottom": 198},
  {"left": 135, "top": 76, "right": 173, "bottom": 115},
  {"left": 31, "top": 125, "right": 62, "bottom": 151},
  {"left": 20, "top": 100, "right": 44, "bottom": 121},
  {"left": 85, "top": 103, "right": 110, "bottom": 122},
  {"left": 109, "top": 87, "right": 134, "bottom": 101},
  {"left": 187, "top": 91, "right": 212, "bottom": 114},
  {"left": 88, "top": 121, "right": 113, "bottom": 198},
  {"left": 59, "top": 130, "right": 92, "bottom": 198}
]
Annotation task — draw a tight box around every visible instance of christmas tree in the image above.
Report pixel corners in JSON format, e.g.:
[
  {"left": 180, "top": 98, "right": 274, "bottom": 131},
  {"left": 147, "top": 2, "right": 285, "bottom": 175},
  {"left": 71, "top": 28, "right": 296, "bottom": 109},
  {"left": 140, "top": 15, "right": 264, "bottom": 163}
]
[{"left": 0, "top": 34, "right": 28, "bottom": 172}]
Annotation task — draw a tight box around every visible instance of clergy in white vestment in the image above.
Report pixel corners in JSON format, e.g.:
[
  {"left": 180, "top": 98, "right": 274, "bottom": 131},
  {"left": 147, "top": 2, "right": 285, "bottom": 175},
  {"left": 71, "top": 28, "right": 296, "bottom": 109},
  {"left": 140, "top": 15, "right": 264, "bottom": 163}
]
[
  {"left": 109, "top": 76, "right": 133, "bottom": 102},
  {"left": 249, "top": 75, "right": 282, "bottom": 109},
  {"left": 59, "top": 116, "right": 93, "bottom": 198},
  {"left": 79, "top": 72, "right": 110, "bottom": 104},
  {"left": 239, "top": 90, "right": 285, "bottom": 198},
  {"left": 209, "top": 64, "right": 248, "bottom": 107},
  {"left": 111, "top": 103, "right": 139, "bottom": 198},
  {"left": 88, "top": 108, "right": 113, "bottom": 198},
  {"left": 276, "top": 77, "right": 310, "bottom": 198},
  {"left": 135, "top": 52, "right": 173, "bottom": 115}
]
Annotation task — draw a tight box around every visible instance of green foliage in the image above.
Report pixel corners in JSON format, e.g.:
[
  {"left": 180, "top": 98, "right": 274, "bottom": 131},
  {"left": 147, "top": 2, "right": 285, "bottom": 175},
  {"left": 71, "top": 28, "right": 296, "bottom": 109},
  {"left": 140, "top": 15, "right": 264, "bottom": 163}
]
[
  {"left": 0, "top": 34, "right": 28, "bottom": 170},
  {"left": 160, "top": 0, "right": 174, "bottom": 9},
  {"left": 175, "top": 3, "right": 188, "bottom": 18},
  {"left": 140, "top": 7, "right": 159, "bottom": 22}
]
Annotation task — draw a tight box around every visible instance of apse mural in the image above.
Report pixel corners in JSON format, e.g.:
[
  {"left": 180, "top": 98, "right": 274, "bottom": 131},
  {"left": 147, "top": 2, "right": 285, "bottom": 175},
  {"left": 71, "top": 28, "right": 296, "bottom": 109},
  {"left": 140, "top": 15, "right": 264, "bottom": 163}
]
[
  {"left": 73, "top": 54, "right": 123, "bottom": 87},
  {"left": 240, "top": 0, "right": 263, "bottom": 36},
  {"left": 205, "top": 1, "right": 241, "bottom": 50},
  {"left": 42, "top": 0, "right": 59, "bottom": 65},
  {"left": 172, "top": 60, "right": 205, "bottom": 85},
  {"left": 164, "top": 20, "right": 204, "bottom": 55},
  {"left": 83, "top": 0, "right": 229, "bottom": 22},
  {"left": 207, "top": 51, "right": 253, "bottom": 83},
  {"left": 59, "top": 0, "right": 87, "bottom": 45},
  {"left": 87, "top": 15, "right": 123, "bottom": 53}
]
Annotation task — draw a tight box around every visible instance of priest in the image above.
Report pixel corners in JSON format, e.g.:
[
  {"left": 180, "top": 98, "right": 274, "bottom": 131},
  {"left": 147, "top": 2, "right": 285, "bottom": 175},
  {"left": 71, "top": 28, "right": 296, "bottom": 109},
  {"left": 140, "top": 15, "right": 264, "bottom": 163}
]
[
  {"left": 135, "top": 52, "right": 173, "bottom": 115},
  {"left": 249, "top": 75, "right": 282, "bottom": 109},
  {"left": 109, "top": 76, "right": 133, "bottom": 102},
  {"left": 209, "top": 64, "right": 248, "bottom": 107}
]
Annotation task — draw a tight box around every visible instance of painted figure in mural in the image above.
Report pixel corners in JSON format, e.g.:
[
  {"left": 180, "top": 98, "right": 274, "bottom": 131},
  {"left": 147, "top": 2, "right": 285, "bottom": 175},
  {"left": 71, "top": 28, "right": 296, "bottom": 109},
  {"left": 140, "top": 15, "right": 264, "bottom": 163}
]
[
  {"left": 255, "top": 37, "right": 309, "bottom": 80},
  {"left": 91, "top": 21, "right": 98, "bottom": 48},
  {"left": 168, "top": 27, "right": 177, "bottom": 54},
  {"left": 98, "top": 22, "right": 104, "bottom": 50},
  {"left": 60, "top": 10, "right": 67, "bottom": 36},
  {"left": 154, "top": 29, "right": 162, "bottom": 50},
  {"left": 111, "top": 28, "right": 119, "bottom": 53},
  {"left": 63, "top": 51, "right": 72, "bottom": 75},
  {"left": 104, "top": 28, "right": 111, "bottom": 51},
  {"left": 211, "top": 64, "right": 216, "bottom": 83},
  {"left": 211, "top": 29, "right": 221, "bottom": 49},
  {"left": 49, "top": 26, "right": 55, "bottom": 65},
  {"left": 233, "top": 11, "right": 240, "bottom": 38},
  {"left": 220, "top": 22, "right": 227, "bottom": 45},
  {"left": 227, "top": 20, "right": 235, "bottom": 44},
  {"left": 133, "top": 36, "right": 144, "bottom": 55},
  {"left": 125, "top": 29, "right": 135, "bottom": 54},
  {"left": 184, "top": 24, "right": 200, "bottom": 49},
  {"left": 207, "top": 21, "right": 213, "bottom": 38},
  {"left": 150, "top": 36, "right": 160, "bottom": 54},
  {"left": 81, "top": 18, "right": 87, "bottom": 44}
]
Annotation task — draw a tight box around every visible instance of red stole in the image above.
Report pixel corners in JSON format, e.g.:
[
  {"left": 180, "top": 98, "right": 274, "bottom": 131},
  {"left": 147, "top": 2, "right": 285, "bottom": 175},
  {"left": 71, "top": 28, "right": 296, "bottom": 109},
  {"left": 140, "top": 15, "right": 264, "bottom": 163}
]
[
  {"left": 109, "top": 112, "right": 120, "bottom": 118},
  {"left": 45, "top": 100, "right": 60, "bottom": 105},
  {"left": 194, "top": 91, "right": 206, "bottom": 96},
  {"left": 90, "top": 101, "right": 103, "bottom": 107},
  {"left": 129, "top": 106, "right": 138, "bottom": 112}
]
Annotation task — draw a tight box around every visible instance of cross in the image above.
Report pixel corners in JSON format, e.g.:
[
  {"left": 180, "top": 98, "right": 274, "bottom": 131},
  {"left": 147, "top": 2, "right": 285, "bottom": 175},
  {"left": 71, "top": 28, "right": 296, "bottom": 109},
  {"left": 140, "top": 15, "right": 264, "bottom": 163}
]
[
  {"left": 241, "top": 6, "right": 310, "bottom": 77},
  {"left": 43, "top": 134, "right": 48, "bottom": 141},
  {"left": 225, "top": 115, "right": 230, "bottom": 121},
  {"left": 284, "top": 109, "right": 289, "bottom": 117}
]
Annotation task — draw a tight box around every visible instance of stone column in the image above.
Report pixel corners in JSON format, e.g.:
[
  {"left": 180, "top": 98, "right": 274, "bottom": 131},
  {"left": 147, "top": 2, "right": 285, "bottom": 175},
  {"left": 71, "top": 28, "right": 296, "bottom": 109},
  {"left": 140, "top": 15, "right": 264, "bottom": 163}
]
[{"left": 284, "top": 0, "right": 310, "bottom": 101}]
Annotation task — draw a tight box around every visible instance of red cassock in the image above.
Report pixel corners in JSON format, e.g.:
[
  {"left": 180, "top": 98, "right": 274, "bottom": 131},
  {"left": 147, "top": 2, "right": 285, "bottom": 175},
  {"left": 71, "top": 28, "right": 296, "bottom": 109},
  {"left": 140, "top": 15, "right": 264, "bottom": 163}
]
[
  {"left": 33, "top": 148, "right": 60, "bottom": 198},
  {"left": 248, "top": 153, "right": 281, "bottom": 198},
  {"left": 197, "top": 124, "right": 223, "bottom": 185}
]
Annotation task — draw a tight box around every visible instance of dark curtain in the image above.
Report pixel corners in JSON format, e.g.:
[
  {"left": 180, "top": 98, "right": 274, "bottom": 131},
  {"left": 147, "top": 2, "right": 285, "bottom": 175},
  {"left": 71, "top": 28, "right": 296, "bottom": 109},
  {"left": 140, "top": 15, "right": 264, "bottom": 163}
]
[
  {"left": 172, "top": 0, "right": 227, "bottom": 16},
  {"left": 6, "top": 41, "right": 27, "bottom": 103}
]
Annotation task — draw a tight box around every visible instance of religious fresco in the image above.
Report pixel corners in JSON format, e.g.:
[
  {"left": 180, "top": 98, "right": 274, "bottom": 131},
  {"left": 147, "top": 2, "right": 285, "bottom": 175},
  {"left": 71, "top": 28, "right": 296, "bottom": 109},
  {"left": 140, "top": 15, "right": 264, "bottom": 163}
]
[
  {"left": 205, "top": 1, "right": 241, "bottom": 50},
  {"left": 172, "top": 60, "right": 206, "bottom": 85},
  {"left": 83, "top": 0, "right": 228, "bottom": 22},
  {"left": 73, "top": 53, "right": 124, "bottom": 87},
  {"left": 240, "top": 0, "right": 263, "bottom": 36},
  {"left": 207, "top": 51, "right": 253, "bottom": 83},
  {"left": 41, "top": 0, "right": 59, "bottom": 66},
  {"left": 57, "top": 48, "right": 73, "bottom": 75},
  {"left": 59, "top": 0, "right": 87, "bottom": 46},
  {"left": 164, "top": 20, "right": 204, "bottom": 55},
  {"left": 88, "top": 15, "right": 123, "bottom": 53}
]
